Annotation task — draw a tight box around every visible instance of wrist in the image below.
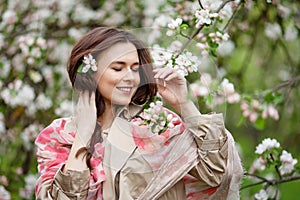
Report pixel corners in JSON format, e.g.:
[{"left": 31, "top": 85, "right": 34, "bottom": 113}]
[{"left": 174, "top": 100, "right": 201, "bottom": 119}]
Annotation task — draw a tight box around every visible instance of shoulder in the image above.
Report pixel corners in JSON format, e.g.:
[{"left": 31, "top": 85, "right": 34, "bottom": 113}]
[{"left": 35, "top": 117, "right": 75, "bottom": 147}]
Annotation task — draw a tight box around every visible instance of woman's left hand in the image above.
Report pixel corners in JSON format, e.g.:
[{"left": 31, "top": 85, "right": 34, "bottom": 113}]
[{"left": 153, "top": 67, "right": 188, "bottom": 109}]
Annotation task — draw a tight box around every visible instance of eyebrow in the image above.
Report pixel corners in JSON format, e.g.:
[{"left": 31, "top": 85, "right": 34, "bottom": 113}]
[{"left": 111, "top": 61, "right": 139, "bottom": 66}]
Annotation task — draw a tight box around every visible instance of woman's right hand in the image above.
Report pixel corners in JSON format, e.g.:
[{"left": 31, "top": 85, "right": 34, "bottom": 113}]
[{"left": 75, "top": 91, "right": 97, "bottom": 146}]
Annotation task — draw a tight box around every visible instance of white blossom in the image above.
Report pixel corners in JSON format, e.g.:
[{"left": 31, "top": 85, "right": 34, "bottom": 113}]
[
  {"left": 0, "top": 185, "right": 11, "bottom": 200},
  {"left": 19, "top": 174, "right": 37, "bottom": 199},
  {"left": 255, "top": 138, "right": 280, "bottom": 154},
  {"left": 279, "top": 150, "right": 298, "bottom": 175},
  {"left": 0, "top": 112, "right": 5, "bottom": 135},
  {"left": 55, "top": 99, "right": 73, "bottom": 117},
  {"left": 0, "top": 58, "right": 11, "bottom": 78},
  {"left": 284, "top": 25, "right": 298, "bottom": 41},
  {"left": 2, "top": 10, "right": 18, "bottom": 25},
  {"left": 254, "top": 189, "right": 269, "bottom": 200},
  {"left": 36, "top": 93, "right": 53, "bottom": 110},
  {"left": 1, "top": 80, "right": 35, "bottom": 107},
  {"left": 195, "top": 9, "right": 212, "bottom": 27},
  {"left": 29, "top": 70, "right": 42, "bottom": 83},
  {"left": 220, "top": 79, "right": 240, "bottom": 104},
  {"left": 217, "top": 40, "right": 235, "bottom": 57},
  {"left": 0, "top": 34, "right": 4, "bottom": 50},
  {"left": 81, "top": 54, "right": 98, "bottom": 73},
  {"left": 265, "top": 23, "right": 282, "bottom": 40},
  {"left": 21, "top": 124, "right": 42, "bottom": 150},
  {"left": 277, "top": 5, "right": 291, "bottom": 19},
  {"left": 167, "top": 18, "right": 182, "bottom": 30}
]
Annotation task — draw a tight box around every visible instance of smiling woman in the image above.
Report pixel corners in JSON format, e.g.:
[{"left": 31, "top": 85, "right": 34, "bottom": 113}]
[
  {"left": 95, "top": 42, "right": 140, "bottom": 107},
  {"left": 35, "top": 27, "right": 243, "bottom": 200}
]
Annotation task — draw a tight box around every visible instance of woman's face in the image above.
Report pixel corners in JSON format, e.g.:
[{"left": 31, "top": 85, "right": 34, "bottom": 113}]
[{"left": 95, "top": 42, "right": 140, "bottom": 106}]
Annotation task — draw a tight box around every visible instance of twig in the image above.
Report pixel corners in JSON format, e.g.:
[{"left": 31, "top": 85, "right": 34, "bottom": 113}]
[
  {"left": 240, "top": 180, "right": 265, "bottom": 190},
  {"left": 179, "top": 30, "right": 191, "bottom": 40},
  {"left": 269, "top": 75, "right": 300, "bottom": 93},
  {"left": 279, "top": 40, "right": 297, "bottom": 68},
  {"left": 198, "top": 0, "right": 204, "bottom": 9},
  {"left": 241, "top": 172, "right": 300, "bottom": 190},
  {"left": 222, "top": 0, "right": 243, "bottom": 31},
  {"left": 244, "top": 172, "right": 272, "bottom": 183}
]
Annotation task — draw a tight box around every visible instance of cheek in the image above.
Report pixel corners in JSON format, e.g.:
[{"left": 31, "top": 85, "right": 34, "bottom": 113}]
[
  {"left": 135, "top": 72, "right": 141, "bottom": 84},
  {"left": 97, "top": 73, "right": 117, "bottom": 94}
]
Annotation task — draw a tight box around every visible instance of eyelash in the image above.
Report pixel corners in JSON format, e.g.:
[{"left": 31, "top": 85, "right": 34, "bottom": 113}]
[{"left": 112, "top": 67, "right": 139, "bottom": 72}]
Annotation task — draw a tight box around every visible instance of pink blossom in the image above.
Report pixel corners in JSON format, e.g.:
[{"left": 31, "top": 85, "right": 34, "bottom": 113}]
[
  {"left": 252, "top": 100, "right": 260, "bottom": 110},
  {"left": 2, "top": 10, "right": 18, "bottom": 25},
  {"left": 0, "top": 176, "right": 8, "bottom": 186},
  {"left": 249, "top": 112, "right": 258, "bottom": 122},
  {"left": 227, "top": 93, "right": 240, "bottom": 104},
  {"left": 249, "top": 157, "right": 266, "bottom": 173},
  {"left": 240, "top": 101, "right": 249, "bottom": 110},
  {"left": 262, "top": 105, "right": 279, "bottom": 120},
  {"left": 200, "top": 73, "right": 212, "bottom": 87}
]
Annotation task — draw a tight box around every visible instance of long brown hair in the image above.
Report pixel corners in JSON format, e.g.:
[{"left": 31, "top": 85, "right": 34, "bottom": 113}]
[{"left": 67, "top": 27, "right": 157, "bottom": 168}]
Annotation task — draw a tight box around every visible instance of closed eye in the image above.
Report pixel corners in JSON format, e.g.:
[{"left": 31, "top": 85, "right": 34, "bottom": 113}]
[
  {"left": 131, "top": 67, "right": 140, "bottom": 72},
  {"left": 111, "top": 66, "right": 123, "bottom": 71}
]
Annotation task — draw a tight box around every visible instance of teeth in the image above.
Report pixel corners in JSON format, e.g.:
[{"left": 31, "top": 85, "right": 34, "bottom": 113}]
[{"left": 118, "top": 87, "right": 131, "bottom": 92}]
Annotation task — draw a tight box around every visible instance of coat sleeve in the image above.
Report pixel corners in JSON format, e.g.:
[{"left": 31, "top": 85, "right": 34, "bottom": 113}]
[
  {"left": 184, "top": 113, "right": 228, "bottom": 187},
  {"left": 35, "top": 119, "right": 90, "bottom": 199}
]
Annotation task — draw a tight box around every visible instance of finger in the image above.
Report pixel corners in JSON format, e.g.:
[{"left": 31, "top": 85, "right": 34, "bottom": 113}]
[
  {"left": 165, "top": 71, "right": 184, "bottom": 81},
  {"left": 89, "top": 92, "right": 96, "bottom": 106},
  {"left": 156, "top": 78, "right": 166, "bottom": 88},
  {"left": 81, "top": 90, "right": 90, "bottom": 107},
  {"left": 154, "top": 67, "right": 175, "bottom": 79}
]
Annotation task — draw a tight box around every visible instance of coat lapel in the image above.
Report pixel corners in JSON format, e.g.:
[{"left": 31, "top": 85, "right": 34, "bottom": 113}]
[{"left": 102, "top": 116, "right": 137, "bottom": 199}]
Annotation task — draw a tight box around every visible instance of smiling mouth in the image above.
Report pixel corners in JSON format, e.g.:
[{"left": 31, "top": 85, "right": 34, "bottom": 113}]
[{"left": 116, "top": 87, "right": 133, "bottom": 93}]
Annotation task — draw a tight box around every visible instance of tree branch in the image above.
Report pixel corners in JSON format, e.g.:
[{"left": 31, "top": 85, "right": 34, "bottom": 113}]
[
  {"left": 270, "top": 75, "right": 300, "bottom": 93},
  {"left": 241, "top": 172, "right": 300, "bottom": 190}
]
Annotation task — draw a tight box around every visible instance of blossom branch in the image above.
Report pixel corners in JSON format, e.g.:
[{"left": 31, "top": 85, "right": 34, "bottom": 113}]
[
  {"left": 241, "top": 172, "right": 300, "bottom": 190},
  {"left": 177, "top": 0, "right": 235, "bottom": 57}
]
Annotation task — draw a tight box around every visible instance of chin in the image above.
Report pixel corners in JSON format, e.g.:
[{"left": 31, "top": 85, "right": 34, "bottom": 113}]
[{"left": 112, "top": 99, "right": 132, "bottom": 106}]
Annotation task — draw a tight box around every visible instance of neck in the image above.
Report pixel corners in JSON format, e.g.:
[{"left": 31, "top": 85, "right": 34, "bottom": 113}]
[{"left": 98, "top": 103, "right": 115, "bottom": 131}]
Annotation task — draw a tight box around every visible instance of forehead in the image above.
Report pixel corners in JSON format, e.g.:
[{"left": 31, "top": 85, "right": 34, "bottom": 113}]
[{"left": 97, "top": 42, "right": 138, "bottom": 65}]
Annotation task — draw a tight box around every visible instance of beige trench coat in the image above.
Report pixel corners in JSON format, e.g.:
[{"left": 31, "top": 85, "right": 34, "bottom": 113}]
[{"left": 35, "top": 106, "right": 243, "bottom": 200}]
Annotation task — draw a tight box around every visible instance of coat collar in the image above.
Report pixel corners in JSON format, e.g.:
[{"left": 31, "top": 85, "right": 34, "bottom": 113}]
[{"left": 115, "top": 103, "right": 144, "bottom": 121}]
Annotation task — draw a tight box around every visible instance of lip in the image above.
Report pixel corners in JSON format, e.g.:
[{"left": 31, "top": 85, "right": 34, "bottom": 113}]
[{"left": 116, "top": 86, "right": 133, "bottom": 94}]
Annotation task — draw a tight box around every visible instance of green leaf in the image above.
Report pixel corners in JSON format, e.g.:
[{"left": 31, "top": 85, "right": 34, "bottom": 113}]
[
  {"left": 274, "top": 92, "right": 284, "bottom": 105},
  {"left": 77, "top": 64, "right": 83, "bottom": 73},
  {"left": 237, "top": 116, "right": 245, "bottom": 127},
  {"left": 254, "top": 116, "right": 265, "bottom": 130},
  {"left": 180, "top": 24, "right": 189, "bottom": 31}
]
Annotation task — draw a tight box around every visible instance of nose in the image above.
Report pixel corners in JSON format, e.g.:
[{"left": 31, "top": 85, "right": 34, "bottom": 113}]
[{"left": 123, "top": 68, "right": 134, "bottom": 81}]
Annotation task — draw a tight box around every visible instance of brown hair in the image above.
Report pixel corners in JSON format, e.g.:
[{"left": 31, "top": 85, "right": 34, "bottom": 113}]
[{"left": 67, "top": 27, "right": 157, "bottom": 168}]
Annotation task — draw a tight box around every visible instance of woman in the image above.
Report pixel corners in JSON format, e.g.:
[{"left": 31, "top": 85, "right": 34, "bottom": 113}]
[{"left": 35, "top": 27, "right": 243, "bottom": 199}]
